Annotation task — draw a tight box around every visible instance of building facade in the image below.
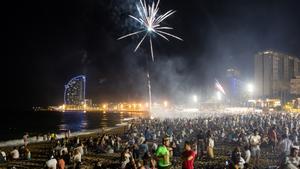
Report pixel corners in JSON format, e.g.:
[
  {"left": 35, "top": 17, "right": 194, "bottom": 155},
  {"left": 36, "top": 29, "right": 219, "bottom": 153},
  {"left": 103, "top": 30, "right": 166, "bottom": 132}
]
[
  {"left": 224, "top": 68, "right": 241, "bottom": 105},
  {"left": 290, "top": 76, "right": 300, "bottom": 96},
  {"left": 64, "top": 75, "right": 86, "bottom": 105},
  {"left": 254, "top": 50, "right": 300, "bottom": 102}
]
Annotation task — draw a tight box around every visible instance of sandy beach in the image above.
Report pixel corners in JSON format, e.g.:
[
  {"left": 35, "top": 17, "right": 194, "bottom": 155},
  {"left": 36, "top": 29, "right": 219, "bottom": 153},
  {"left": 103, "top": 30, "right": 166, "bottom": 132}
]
[
  {"left": 0, "top": 125, "right": 127, "bottom": 169},
  {"left": 0, "top": 122, "right": 279, "bottom": 169}
]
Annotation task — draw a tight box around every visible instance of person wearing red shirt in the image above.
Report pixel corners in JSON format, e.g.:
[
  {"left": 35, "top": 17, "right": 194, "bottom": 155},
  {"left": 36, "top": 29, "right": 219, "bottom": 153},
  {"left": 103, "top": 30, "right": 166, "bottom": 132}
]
[
  {"left": 182, "top": 141, "right": 196, "bottom": 169},
  {"left": 268, "top": 126, "right": 278, "bottom": 152}
]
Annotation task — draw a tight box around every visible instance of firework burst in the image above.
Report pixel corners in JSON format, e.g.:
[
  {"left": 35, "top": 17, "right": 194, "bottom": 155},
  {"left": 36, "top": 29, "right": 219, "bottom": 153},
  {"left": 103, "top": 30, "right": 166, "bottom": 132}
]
[{"left": 118, "top": 0, "right": 182, "bottom": 61}]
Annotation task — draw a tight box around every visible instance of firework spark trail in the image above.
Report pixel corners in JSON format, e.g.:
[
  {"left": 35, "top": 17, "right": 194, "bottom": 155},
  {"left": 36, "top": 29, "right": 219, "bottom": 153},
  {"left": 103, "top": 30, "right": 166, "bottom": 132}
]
[{"left": 118, "top": 0, "right": 182, "bottom": 61}]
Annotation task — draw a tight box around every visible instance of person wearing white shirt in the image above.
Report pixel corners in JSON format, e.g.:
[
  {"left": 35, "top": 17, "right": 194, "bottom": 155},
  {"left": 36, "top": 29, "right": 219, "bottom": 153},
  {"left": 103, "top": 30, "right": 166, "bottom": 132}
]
[
  {"left": 249, "top": 129, "right": 261, "bottom": 167},
  {"left": 60, "top": 146, "right": 68, "bottom": 156},
  {"left": 75, "top": 143, "right": 84, "bottom": 156},
  {"left": 207, "top": 134, "right": 214, "bottom": 159},
  {"left": 45, "top": 156, "right": 57, "bottom": 169},
  {"left": 244, "top": 145, "right": 251, "bottom": 164},
  {"left": 73, "top": 149, "right": 81, "bottom": 169},
  {"left": 10, "top": 147, "right": 19, "bottom": 160},
  {"left": 0, "top": 151, "right": 6, "bottom": 162},
  {"left": 278, "top": 134, "right": 293, "bottom": 161},
  {"left": 282, "top": 146, "right": 300, "bottom": 169}
]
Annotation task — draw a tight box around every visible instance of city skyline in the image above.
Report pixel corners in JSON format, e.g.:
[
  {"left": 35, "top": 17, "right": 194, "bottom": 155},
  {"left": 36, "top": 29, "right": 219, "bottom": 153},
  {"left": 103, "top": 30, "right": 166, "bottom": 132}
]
[{"left": 3, "top": 0, "right": 300, "bottom": 110}]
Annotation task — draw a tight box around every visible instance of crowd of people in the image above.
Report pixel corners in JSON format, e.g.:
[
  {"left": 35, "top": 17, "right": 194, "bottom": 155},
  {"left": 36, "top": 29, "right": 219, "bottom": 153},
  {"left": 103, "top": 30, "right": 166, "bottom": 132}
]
[
  {"left": 0, "top": 111, "right": 299, "bottom": 169},
  {"left": 118, "top": 111, "right": 300, "bottom": 169}
]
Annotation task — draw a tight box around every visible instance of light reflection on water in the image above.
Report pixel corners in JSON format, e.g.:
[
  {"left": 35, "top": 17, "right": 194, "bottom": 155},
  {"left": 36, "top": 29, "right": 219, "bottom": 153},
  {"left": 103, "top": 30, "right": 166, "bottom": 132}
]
[
  {"left": 0, "top": 111, "right": 148, "bottom": 141},
  {"left": 58, "top": 111, "right": 148, "bottom": 132}
]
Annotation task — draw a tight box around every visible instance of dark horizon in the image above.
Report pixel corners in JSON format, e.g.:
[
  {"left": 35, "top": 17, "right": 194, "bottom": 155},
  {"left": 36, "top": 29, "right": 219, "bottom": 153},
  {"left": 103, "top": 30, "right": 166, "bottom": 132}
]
[{"left": 3, "top": 0, "right": 300, "bottom": 110}]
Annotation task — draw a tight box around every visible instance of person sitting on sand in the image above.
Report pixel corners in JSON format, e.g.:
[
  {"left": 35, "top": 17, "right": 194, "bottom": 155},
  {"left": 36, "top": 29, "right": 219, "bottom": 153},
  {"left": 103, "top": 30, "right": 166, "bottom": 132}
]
[
  {"left": 73, "top": 148, "right": 81, "bottom": 169},
  {"left": 120, "top": 148, "right": 131, "bottom": 169},
  {"left": 62, "top": 150, "right": 70, "bottom": 165},
  {"left": 93, "top": 161, "right": 102, "bottom": 169},
  {"left": 60, "top": 144, "right": 68, "bottom": 156},
  {"left": 23, "top": 132, "right": 29, "bottom": 146},
  {"left": 54, "top": 141, "right": 62, "bottom": 156},
  {"left": 75, "top": 143, "right": 84, "bottom": 156},
  {"left": 24, "top": 147, "right": 31, "bottom": 160},
  {"left": 106, "top": 145, "right": 114, "bottom": 154},
  {"left": 10, "top": 147, "right": 19, "bottom": 160},
  {"left": 57, "top": 155, "right": 65, "bottom": 169},
  {"left": 45, "top": 155, "right": 57, "bottom": 169},
  {"left": 0, "top": 150, "right": 6, "bottom": 163}
]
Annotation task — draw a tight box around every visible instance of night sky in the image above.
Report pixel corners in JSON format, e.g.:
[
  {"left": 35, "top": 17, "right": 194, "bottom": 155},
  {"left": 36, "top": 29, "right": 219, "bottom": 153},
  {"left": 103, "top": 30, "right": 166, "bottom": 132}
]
[{"left": 3, "top": 0, "right": 300, "bottom": 110}]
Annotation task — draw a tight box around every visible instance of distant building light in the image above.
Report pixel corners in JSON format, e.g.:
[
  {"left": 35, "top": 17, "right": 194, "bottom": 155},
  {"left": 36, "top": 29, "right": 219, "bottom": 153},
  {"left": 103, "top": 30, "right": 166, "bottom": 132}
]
[
  {"left": 163, "top": 101, "right": 168, "bottom": 107},
  {"left": 216, "top": 91, "right": 222, "bottom": 101}
]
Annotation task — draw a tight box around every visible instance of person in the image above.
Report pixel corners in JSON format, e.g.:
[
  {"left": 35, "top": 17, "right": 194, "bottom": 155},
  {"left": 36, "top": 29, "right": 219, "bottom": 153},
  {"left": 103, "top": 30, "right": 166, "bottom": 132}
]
[
  {"left": 281, "top": 146, "right": 300, "bottom": 169},
  {"left": 24, "top": 147, "right": 31, "bottom": 160},
  {"left": 182, "top": 141, "right": 196, "bottom": 169},
  {"left": 68, "top": 130, "right": 71, "bottom": 138},
  {"left": 93, "top": 161, "right": 102, "bottom": 169},
  {"left": 23, "top": 132, "right": 29, "bottom": 146},
  {"left": 244, "top": 145, "right": 251, "bottom": 164},
  {"left": 62, "top": 150, "right": 70, "bottom": 165},
  {"left": 120, "top": 148, "right": 131, "bottom": 169},
  {"left": 75, "top": 143, "right": 84, "bottom": 156},
  {"left": 50, "top": 133, "right": 56, "bottom": 141},
  {"left": 145, "top": 127, "right": 151, "bottom": 141},
  {"left": 197, "top": 130, "right": 205, "bottom": 159},
  {"left": 106, "top": 145, "right": 114, "bottom": 154},
  {"left": 152, "top": 143, "right": 158, "bottom": 154},
  {"left": 60, "top": 144, "right": 68, "bottom": 156},
  {"left": 229, "top": 146, "right": 245, "bottom": 169},
  {"left": 268, "top": 126, "right": 278, "bottom": 152},
  {"left": 249, "top": 129, "right": 261, "bottom": 166},
  {"left": 290, "top": 127, "right": 298, "bottom": 145},
  {"left": 0, "top": 150, "right": 6, "bottom": 163},
  {"left": 10, "top": 147, "right": 19, "bottom": 160},
  {"left": 155, "top": 136, "right": 172, "bottom": 169},
  {"left": 207, "top": 133, "right": 214, "bottom": 159},
  {"left": 139, "top": 140, "right": 149, "bottom": 159},
  {"left": 57, "top": 155, "right": 65, "bottom": 169},
  {"left": 73, "top": 149, "right": 81, "bottom": 169},
  {"left": 278, "top": 134, "right": 293, "bottom": 161},
  {"left": 45, "top": 155, "right": 57, "bottom": 169}
]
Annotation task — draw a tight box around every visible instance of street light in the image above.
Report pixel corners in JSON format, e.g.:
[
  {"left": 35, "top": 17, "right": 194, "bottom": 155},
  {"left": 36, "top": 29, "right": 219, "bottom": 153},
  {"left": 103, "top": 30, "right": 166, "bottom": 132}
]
[
  {"left": 163, "top": 101, "right": 168, "bottom": 107},
  {"left": 246, "top": 83, "right": 254, "bottom": 94},
  {"left": 216, "top": 91, "right": 222, "bottom": 101},
  {"left": 192, "top": 95, "right": 198, "bottom": 103}
]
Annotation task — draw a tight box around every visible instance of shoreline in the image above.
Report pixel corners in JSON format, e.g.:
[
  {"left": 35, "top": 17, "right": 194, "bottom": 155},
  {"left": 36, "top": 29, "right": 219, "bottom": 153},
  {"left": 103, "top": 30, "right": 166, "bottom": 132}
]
[
  {"left": 0, "top": 123, "right": 129, "bottom": 148},
  {"left": 0, "top": 124, "right": 130, "bottom": 169}
]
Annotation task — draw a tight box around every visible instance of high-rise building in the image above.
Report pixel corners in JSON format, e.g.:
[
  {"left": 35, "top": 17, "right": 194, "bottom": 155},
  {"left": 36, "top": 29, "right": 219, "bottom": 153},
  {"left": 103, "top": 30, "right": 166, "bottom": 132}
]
[
  {"left": 64, "top": 75, "right": 86, "bottom": 105},
  {"left": 254, "top": 50, "right": 300, "bottom": 102},
  {"left": 290, "top": 76, "right": 300, "bottom": 96},
  {"left": 225, "top": 68, "right": 241, "bottom": 104}
]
